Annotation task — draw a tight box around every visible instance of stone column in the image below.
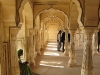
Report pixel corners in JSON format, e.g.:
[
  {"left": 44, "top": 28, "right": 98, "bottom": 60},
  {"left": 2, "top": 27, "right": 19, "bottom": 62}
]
[
  {"left": 41, "top": 30, "right": 45, "bottom": 49},
  {"left": 29, "top": 29, "right": 35, "bottom": 66},
  {"left": 44, "top": 29, "right": 48, "bottom": 45},
  {"left": 25, "top": 27, "right": 30, "bottom": 61},
  {"left": 10, "top": 27, "right": 20, "bottom": 75},
  {"left": 1, "top": 26, "right": 11, "bottom": 75},
  {"left": 39, "top": 30, "right": 42, "bottom": 50},
  {"left": 78, "top": 29, "right": 82, "bottom": 46},
  {"left": 35, "top": 30, "right": 41, "bottom": 55},
  {"left": 92, "top": 30, "right": 98, "bottom": 55},
  {"left": 81, "top": 28, "right": 95, "bottom": 75},
  {"left": 0, "top": 6, "right": 9, "bottom": 75},
  {"left": 68, "top": 30, "right": 77, "bottom": 67},
  {"left": 64, "top": 30, "right": 69, "bottom": 56}
]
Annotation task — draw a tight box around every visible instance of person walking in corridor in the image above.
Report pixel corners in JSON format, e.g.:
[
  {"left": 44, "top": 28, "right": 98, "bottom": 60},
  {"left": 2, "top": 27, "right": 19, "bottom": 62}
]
[
  {"left": 57, "top": 30, "right": 62, "bottom": 51},
  {"left": 61, "top": 30, "right": 65, "bottom": 52}
]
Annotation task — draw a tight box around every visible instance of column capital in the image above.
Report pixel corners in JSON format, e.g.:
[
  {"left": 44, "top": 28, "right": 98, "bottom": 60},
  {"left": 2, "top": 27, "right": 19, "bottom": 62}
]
[
  {"left": 10, "top": 27, "right": 20, "bottom": 36},
  {"left": 64, "top": 29, "right": 69, "bottom": 32},
  {"left": 69, "top": 29, "right": 77, "bottom": 34},
  {"left": 29, "top": 29, "right": 35, "bottom": 35},
  {"left": 84, "top": 27, "right": 98, "bottom": 35}
]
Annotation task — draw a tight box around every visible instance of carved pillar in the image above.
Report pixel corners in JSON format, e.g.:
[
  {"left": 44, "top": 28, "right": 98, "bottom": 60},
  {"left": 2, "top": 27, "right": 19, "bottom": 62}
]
[
  {"left": 68, "top": 30, "right": 77, "bottom": 67},
  {"left": 41, "top": 30, "right": 45, "bottom": 49},
  {"left": 78, "top": 29, "right": 82, "bottom": 46},
  {"left": 29, "top": 29, "right": 35, "bottom": 66},
  {"left": 92, "top": 30, "right": 98, "bottom": 55},
  {"left": 0, "top": 6, "right": 9, "bottom": 75},
  {"left": 44, "top": 29, "right": 48, "bottom": 45},
  {"left": 2, "top": 43, "right": 9, "bottom": 75},
  {"left": 44, "top": 30, "right": 46, "bottom": 46},
  {"left": 10, "top": 27, "right": 20, "bottom": 75},
  {"left": 39, "top": 30, "right": 42, "bottom": 50},
  {"left": 25, "top": 27, "right": 30, "bottom": 61},
  {"left": 81, "top": 28, "right": 95, "bottom": 75},
  {"left": 35, "top": 30, "right": 41, "bottom": 55},
  {"left": 64, "top": 30, "right": 69, "bottom": 56}
]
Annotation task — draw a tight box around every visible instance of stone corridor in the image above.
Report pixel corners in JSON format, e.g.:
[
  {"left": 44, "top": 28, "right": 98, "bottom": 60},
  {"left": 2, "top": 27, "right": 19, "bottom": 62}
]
[{"left": 32, "top": 42, "right": 100, "bottom": 75}]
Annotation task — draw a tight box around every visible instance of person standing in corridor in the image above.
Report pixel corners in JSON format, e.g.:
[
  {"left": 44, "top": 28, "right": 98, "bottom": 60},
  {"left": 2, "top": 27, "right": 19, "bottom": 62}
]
[
  {"left": 61, "top": 30, "right": 65, "bottom": 52},
  {"left": 57, "top": 30, "right": 62, "bottom": 51}
]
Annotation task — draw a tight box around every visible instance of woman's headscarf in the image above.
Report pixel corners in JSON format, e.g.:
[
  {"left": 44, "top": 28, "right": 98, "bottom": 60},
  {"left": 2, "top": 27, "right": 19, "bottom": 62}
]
[{"left": 18, "top": 49, "right": 23, "bottom": 56}]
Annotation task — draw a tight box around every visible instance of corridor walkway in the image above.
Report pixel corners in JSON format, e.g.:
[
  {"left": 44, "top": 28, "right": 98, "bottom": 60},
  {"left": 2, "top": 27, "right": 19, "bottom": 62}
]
[{"left": 32, "top": 42, "right": 100, "bottom": 75}]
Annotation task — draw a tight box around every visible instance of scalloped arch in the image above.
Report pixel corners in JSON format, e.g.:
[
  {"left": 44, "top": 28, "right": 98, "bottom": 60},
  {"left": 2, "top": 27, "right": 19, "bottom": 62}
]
[
  {"left": 37, "top": 8, "right": 68, "bottom": 20},
  {"left": 35, "top": 8, "right": 69, "bottom": 30},
  {"left": 41, "top": 16, "right": 64, "bottom": 30},
  {"left": 17, "top": 0, "right": 33, "bottom": 27}
]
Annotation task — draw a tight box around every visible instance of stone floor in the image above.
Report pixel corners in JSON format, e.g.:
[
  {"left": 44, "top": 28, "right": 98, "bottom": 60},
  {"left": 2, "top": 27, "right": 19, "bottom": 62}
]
[{"left": 32, "top": 42, "right": 100, "bottom": 75}]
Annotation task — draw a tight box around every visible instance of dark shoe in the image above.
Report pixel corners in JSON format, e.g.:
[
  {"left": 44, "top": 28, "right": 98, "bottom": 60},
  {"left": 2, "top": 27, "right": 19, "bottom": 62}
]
[
  {"left": 57, "top": 50, "right": 60, "bottom": 51},
  {"left": 62, "top": 51, "right": 64, "bottom": 52}
]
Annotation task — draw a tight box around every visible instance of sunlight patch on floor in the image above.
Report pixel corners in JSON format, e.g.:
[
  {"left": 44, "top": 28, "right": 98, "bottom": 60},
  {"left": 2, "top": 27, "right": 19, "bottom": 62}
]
[
  {"left": 40, "top": 64, "right": 64, "bottom": 68},
  {"left": 43, "top": 52, "right": 60, "bottom": 56},
  {"left": 47, "top": 42, "right": 57, "bottom": 45},
  {"left": 40, "top": 61, "right": 64, "bottom": 68},
  {"left": 47, "top": 44, "right": 57, "bottom": 47},
  {"left": 46, "top": 47, "right": 57, "bottom": 50}
]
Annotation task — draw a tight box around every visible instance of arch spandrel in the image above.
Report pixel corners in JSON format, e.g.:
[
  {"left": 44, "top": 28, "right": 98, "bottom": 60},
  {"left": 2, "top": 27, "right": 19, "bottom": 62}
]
[{"left": 1, "top": 0, "right": 16, "bottom": 26}]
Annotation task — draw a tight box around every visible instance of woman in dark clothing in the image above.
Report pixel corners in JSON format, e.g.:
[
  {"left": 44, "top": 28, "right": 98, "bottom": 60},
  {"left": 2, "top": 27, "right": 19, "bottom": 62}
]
[{"left": 18, "top": 49, "right": 33, "bottom": 75}]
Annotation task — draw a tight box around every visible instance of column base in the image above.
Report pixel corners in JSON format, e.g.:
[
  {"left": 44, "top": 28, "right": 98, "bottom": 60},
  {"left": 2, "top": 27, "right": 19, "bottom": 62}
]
[
  {"left": 68, "top": 60, "right": 77, "bottom": 67},
  {"left": 93, "top": 51, "right": 98, "bottom": 56},
  {"left": 68, "top": 62, "right": 77, "bottom": 67},
  {"left": 37, "top": 51, "right": 41, "bottom": 55},
  {"left": 63, "top": 50, "right": 69, "bottom": 56},
  {"left": 29, "top": 60, "right": 35, "bottom": 68}
]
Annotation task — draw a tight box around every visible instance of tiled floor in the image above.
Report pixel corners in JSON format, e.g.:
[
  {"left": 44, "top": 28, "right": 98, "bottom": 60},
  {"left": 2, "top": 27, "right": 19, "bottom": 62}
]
[{"left": 32, "top": 42, "right": 100, "bottom": 75}]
